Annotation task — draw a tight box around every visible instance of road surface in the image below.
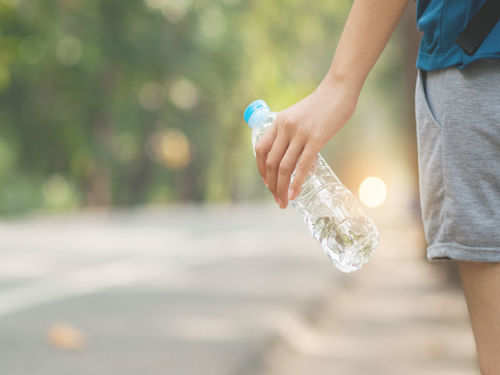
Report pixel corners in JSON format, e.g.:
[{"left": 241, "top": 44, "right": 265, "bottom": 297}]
[{"left": 0, "top": 204, "right": 478, "bottom": 374}]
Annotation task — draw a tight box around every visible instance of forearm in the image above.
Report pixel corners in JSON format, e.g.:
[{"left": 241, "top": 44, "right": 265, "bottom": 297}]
[
  {"left": 257, "top": 0, "right": 411, "bottom": 207},
  {"left": 322, "top": 0, "right": 410, "bottom": 96}
]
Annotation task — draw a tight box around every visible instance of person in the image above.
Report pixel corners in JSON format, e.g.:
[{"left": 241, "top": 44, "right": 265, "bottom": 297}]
[{"left": 253, "top": 0, "right": 500, "bottom": 373}]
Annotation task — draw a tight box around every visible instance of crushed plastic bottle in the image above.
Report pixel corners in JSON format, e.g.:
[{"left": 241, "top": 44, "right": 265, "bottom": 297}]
[{"left": 244, "top": 99, "right": 379, "bottom": 272}]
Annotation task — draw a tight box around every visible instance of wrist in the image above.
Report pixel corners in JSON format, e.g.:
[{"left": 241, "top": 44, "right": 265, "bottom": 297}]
[
  {"left": 320, "top": 67, "right": 365, "bottom": 102},
  {"left": 316, "top": 72, "right": 360, "bottom": 113}
]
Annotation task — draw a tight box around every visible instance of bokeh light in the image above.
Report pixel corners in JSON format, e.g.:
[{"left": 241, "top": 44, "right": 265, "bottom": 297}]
[
  {"left": 168, "top": 78, "right": 199, "bottom": 110},
  {"left": 359, "top": 176, "right": 387, "bottom": 208},
  {"left": 42, "top": 175, "right": 77, "bottom": 210},
  {"left": 144, "top": 0, "right": 192, "bottom": 23},
  {"left": 56, "top": 35, "right": 82, "bottom": 66},
  {"left": 150, "top": 129, "right": 191, "bottom": 169},
  {"left": 198, "top": 7, "right": 226, "bottom": 45}
]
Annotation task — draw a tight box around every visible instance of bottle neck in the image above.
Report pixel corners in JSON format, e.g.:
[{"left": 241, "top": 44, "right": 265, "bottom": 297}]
[{"left": 248, "top": 109, "right": 273, "bottom": 129}]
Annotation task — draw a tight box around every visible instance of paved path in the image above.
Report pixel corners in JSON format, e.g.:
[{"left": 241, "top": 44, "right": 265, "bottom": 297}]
[
  {"left": 0, "top": 204, "right": 339, "bottom": 375},
  {"left": 255, "top": 211, "right": 479, "bottom": 375},
  {"left": 0, "top": 204, "right": 478, "bottom": 374}
]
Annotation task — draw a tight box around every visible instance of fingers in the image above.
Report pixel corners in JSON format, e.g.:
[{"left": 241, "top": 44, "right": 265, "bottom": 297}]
[
  {"left": 288, "top": 143, "right": 318, "bottom": 201},
  {"left": 254, "top": 111, "right": 320, "bottom": 208},
  {"left": 255, "top": 125, "right": 277, "bottom": 184},
  {"left": 276, "top": 138, "right": 305, "bottom": 208},
  {"left": 265, "top": 130, "right": 289, "bottom": 204}
]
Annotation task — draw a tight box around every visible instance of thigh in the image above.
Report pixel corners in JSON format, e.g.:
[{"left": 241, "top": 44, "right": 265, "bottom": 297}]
[{"left": 458, "top": 261, "right": 500, "bottom": 374}]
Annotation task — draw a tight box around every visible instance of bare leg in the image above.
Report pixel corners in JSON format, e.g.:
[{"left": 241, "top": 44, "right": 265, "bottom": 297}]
[{"left": 458, "top": 262, "right": 500, "bottom": 375}]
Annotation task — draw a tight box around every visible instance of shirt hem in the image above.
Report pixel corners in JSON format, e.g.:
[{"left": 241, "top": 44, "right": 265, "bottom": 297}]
[{"left": 417, "top": 51, "right": 500, "bottom": 71}]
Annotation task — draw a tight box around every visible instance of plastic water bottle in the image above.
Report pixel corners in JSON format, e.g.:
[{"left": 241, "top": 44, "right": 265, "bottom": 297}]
[{"left": 244, "top": 100, "right": 379, "bottom": 272}]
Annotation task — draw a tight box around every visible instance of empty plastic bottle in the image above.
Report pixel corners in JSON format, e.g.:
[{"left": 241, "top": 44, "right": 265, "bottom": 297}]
[{"left": 244, "top": 100, "right": 379, "bottom": 272}]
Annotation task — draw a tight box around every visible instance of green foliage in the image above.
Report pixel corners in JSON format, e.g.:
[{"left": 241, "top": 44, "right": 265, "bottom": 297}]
[{"left": 0, "top": 0, "right": 406, "bottom": 215}]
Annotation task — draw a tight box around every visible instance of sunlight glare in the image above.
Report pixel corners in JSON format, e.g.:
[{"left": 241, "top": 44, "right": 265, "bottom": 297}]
[{"left": 359, "top": 176, "right": 387, "bottom": 208}]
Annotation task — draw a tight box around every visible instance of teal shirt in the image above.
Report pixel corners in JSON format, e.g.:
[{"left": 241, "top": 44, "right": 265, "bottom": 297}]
[{"left": 416, "top": 0, "right": 500, "bottom": 71}]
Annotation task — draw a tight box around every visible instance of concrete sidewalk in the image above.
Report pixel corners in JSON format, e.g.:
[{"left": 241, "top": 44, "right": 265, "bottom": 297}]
[
  {"left": 255, "top": 213, "right": 479, "bottom": 375},
  {"left": 0, "top": 204, "right": 341, "bottom": 375},
  {"left": 0, "top": 204, "right": 478, "bottom": 374}
]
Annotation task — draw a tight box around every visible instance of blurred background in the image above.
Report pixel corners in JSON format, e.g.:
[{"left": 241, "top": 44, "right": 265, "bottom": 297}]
[{"left": 0, "top": 0, "right": 479, "bottom": 374}]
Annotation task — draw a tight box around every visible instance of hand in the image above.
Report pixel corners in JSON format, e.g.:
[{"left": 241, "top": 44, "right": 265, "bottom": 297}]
[{"left": 255, "top": 80, "right": 359, "bottom": 209}]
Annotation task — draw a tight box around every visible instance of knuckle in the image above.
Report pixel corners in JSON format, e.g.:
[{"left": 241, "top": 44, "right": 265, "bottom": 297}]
[
  {"left": 255, "top": 142, "right": 266, "bottom": 155},
  {"left": 309, "top": 132, "right": 323, "bottom": 146},
  {"left": 303, "top": 147, "right": 318, "bottom": 161},
  {"left": 279, "top": 162, "right": 293, "bottom": 176},
  {"left": 295, "top": 126, "right": 309, "bottom": 138},
  {"left": 295, "top": 165, "right": 307, "bottom": 178},
  {"left": 266, "top": 159, "right": 277, "bottom": 171},
  {"left": 277, "top": 115, "right": 294, "bottom": 131},
  {"left": 276, "top": 114, "right": 288, "bottom": 125}
]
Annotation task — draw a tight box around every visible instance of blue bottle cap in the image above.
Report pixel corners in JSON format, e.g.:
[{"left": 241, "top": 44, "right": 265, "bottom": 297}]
[{"left": 243, "top": 99, "right": 269, "bottom": 124}]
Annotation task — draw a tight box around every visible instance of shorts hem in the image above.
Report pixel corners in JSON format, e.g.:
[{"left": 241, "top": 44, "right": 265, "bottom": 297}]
[{"left": 427, "top": 243, "right": 500, "bottom": 263}]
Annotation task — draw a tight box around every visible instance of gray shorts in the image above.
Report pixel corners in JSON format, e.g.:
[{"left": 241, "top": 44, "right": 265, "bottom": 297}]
[{"left": 415, "top": 59, "right": 500, "bottom": 262}]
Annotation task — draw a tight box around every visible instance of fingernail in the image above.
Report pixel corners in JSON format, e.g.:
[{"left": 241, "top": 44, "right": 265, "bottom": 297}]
[{"left": 288, "top": 189, "right": 294, "bottom": 200}]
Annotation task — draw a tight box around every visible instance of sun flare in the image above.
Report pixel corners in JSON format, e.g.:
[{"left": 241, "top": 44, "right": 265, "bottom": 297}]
[{"left": 359, "top": 177, "right": 387, "bottom": 208}]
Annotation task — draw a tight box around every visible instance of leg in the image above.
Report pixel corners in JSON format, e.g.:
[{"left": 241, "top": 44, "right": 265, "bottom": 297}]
[{"left": 458, "top": 261, "right": 500, "bottom": 375}]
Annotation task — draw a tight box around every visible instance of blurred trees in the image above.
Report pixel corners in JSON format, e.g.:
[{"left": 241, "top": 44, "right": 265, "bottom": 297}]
[{"left": 0, "top": 0, "right": 415, "bottom": 215}]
